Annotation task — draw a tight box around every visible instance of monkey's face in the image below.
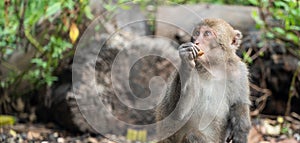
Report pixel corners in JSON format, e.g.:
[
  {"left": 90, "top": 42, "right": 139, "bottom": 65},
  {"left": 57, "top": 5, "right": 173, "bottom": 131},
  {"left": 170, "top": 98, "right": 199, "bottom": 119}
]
[
  {"left": 192, "top": 26, "right": 218, "bottom": 52},
  {"left": 191, "top": 20, "right": 242, "bottom": 72},
  {"left": 190, "top": 19, "right": 243, "bottom": 75},
  {"left": 191, "top": 26, "right": 226, "bottom": 69}
]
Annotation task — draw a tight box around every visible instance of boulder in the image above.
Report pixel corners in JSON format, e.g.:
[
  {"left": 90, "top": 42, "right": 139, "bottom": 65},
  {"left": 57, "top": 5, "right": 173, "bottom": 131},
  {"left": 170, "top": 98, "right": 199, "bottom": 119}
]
[
  {"left": 115, "top": 4, "right": 151, "bottom": 36},
  {"left": 156, "top": 4, "right": 258, "bottom": 43},
  {"left": 47, "top": 27, "right": 179, "bottom": 135}
]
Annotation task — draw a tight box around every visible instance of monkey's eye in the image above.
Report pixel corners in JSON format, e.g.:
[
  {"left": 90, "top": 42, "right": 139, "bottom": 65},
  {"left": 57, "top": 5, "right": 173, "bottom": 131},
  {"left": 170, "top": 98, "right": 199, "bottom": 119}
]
[
  {"left": 194, "top": 31, "right": 200, "bottom": 36},
  {"left": 203, "top": 31, "right": 212, "bottom": 37}
]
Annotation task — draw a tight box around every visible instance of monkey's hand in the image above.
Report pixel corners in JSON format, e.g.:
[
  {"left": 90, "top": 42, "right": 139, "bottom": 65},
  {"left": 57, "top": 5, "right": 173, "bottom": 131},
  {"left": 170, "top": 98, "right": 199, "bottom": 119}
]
[{"left": 179, "top": 42, "right": 200, "bottom": 69}]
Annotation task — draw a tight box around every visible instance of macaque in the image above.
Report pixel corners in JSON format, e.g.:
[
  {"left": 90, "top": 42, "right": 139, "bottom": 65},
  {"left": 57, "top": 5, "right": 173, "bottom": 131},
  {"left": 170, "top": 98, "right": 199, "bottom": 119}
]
[{"left": 156, "top": 18, "right": 251, "bottom": 143}]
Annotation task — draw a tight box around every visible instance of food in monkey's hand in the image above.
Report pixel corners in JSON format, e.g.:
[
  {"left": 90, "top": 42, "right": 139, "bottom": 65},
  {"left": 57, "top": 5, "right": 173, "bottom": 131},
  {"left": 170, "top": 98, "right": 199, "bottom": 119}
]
[
  {"left": 197, "top": 50, "right": 204, "bottom": 57},
  {"left": 193, "top": 44, "right": 204, "bottom": 57}
]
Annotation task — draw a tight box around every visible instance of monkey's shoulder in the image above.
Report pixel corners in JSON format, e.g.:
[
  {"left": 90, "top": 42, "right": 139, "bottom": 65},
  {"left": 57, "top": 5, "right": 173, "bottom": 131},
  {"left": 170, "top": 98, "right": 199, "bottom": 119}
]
[
  {"left": 225, "top": 61, "right": 251, "bottom": 105},
  {"left": 225, "top": 61, "right": 249, "bottom": 83}
]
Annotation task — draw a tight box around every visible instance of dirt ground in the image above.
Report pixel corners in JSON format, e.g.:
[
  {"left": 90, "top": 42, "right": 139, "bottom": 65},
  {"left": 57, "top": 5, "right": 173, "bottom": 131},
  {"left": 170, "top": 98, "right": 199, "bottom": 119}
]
[{"left": 1, "top": 115, "right": 300, "bottom": 143}]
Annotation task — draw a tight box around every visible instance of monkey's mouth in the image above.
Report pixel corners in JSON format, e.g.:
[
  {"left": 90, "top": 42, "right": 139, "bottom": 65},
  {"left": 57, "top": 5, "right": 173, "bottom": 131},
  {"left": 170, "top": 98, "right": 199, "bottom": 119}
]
[{"left": 195, "top": 53, "right": 210, "bottom": 69}]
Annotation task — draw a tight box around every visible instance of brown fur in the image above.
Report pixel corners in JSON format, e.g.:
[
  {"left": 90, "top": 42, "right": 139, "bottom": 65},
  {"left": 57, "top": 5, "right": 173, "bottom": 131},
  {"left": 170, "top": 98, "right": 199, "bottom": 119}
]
[{"left": 156, "top": 18, "right": 251, "bottom": 143}]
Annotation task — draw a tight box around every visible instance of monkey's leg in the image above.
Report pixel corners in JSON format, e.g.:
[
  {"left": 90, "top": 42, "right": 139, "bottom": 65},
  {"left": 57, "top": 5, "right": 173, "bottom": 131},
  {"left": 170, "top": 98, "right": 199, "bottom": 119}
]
[{"left": 229, "top": 103, "right": 251, "bottom": 143}]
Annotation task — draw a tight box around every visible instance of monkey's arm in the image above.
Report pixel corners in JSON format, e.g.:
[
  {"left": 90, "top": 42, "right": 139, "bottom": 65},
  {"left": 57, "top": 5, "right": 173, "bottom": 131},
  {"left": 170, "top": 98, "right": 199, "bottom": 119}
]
[
  {"left": 228, "top": 103, "right": 251, "bottom": 143},
  {"left": 156, "top": 42, "right": 199, "bottom": 121},
  {"left": 228, "top": 70, "right": 251, "bottom": 143},
  {"left": 171, "top": 43, "right": 199, "bottom": 120},
  {"left": 173, "top": 63, "right": 199, "bottom": 120}
]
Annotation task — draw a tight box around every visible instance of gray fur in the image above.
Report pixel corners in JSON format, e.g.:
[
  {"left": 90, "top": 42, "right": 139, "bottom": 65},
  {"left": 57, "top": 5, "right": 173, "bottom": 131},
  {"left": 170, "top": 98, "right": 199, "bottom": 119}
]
[{"left": 156, "top": 18, "right": 251, "bottom": 143}]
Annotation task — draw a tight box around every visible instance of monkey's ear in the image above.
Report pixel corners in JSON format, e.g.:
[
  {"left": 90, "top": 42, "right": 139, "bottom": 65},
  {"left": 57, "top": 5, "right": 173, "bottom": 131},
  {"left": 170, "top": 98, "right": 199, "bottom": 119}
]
[{"left": 231, "top": 30, "right": 243, "bottom": 48}]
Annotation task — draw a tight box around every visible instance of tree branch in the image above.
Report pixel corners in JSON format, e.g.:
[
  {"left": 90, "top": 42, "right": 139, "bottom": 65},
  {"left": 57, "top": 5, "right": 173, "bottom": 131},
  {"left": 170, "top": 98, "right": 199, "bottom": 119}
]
[{"left": 24, "top": 29, "right": 44, "bottom": 53}]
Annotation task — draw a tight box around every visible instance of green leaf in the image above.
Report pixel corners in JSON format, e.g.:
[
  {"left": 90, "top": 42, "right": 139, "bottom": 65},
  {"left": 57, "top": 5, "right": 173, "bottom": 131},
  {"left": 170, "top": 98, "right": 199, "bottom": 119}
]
[
  {"left": 0, "top": 82, "right": 6, "bottom": 88},
  {"left": 251, "top": 11, "right": 264, "bottom": 29},
  {"left": 27, "top": 69, "right": 40, "bottom": 78},
  {"left": 45, "top": 2, "right": 61, "bottom": 17},
  {"left": 286, "top": 32, "right": 299, "bottom": 43},
  {"left": 63, "top": 0, "right": 75, "bottom": 10},
  {"left": 290, "top": 25, "right": 300, "bottom": 31},
  {"left": 273, "top": 27, "right": 285, "bottom": 35},
  {"left": 258, "top": 42, "right": 264, "bottom": 48},
  {"left": 31, "top": 58, "right": 47, "bottom": 68},
  {"left": 261, "top": 0, "right": 269, "bottom": 6},
  {"left": 84, "top": 6, "right": 94, "bottom": 20},
  {"left": 31, "top": 58, "right": 42, "bottom": 64},
  {"left": 95, "top": 24, "right": 101, "bottom": 31},
  {"left": 274, "top": 1, "right": 289, "bottom": 11},
  {"left": 45, "top": 75, "right": 57, "bottom": 86},
  {"left": 243, "top": 52, "right": 253, "bottom": 64},
  {"left": 288, "top": 0, "right": 297, "bottom": 8},
  {"left": 0, "top": 115, "right": 16, "bottom": 126},
  {"left": 259, "top": 52, "right": 264, "bottom": 57},
  {"left": 104, "top": 4, "right": 117, "bottom": 11},
  {"left": 118, "top": 0, "right": 131, "bottom": 4},
  {"left": 120, "top": 5, "right": 131, "bottom": 10},
  {"left": 290, "top": 9, "right": 298, "bottom": 16},
  {"left": 0, "top": 40, "right": 6, "bottom": 47},
  {"left": 281, "top": 127, "right": 289, "bottom": 134},
  {"left": 5, "top": 49, "right": 13, "bottom": 55},
  {"left": 248, "top": 0, "right": 258, "bottom": 5},
  {"left": 266, "top": 32, "right": 275, "bottom": 39}
]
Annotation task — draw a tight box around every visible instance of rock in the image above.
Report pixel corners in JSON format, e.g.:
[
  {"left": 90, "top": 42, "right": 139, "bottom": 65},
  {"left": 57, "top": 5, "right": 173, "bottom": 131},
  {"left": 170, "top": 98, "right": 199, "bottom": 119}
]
[
  {"left": 294, "top": 133, "right": 300, "bottom": 141},
  {"left": 46, "top": 26, "right": 179, "bottom": 136},
  {"left": 27, "top": 131, "right": 42, "bottom": 140},
  {"left": 53, "top": 132, "right": 59, "bottom": 138},
  {"left": 48, "top": 134, "right": 56, "bottom": 142},
  {"left": 9, "top": 129, "right": 17, "bottom": 137},
  {"left": 115, "top": 4, "right": 151, "bottom": 36},
  {"left": 86, "top": 137, "right": 98, "bottom": 143},
  {"left": 90, "top": 1, "right": 150, "bottom": 36},
  {"left": 156, "top": 4, "right": 258, "bottom": 43},
  {"left": 20, "top": 133, "right": 27, "bottom": 140},
  {"left": 16, "top": 134, "right": 23, "bottom": 143},
  {"left": 89, "top": 0, "right": 105, "bottom": 16},
  {"left": 0, "top": 134, "right": 7, "bottom": 142},
  {"left": 57, "top": 137, "right": 64, "bottom": 143}
]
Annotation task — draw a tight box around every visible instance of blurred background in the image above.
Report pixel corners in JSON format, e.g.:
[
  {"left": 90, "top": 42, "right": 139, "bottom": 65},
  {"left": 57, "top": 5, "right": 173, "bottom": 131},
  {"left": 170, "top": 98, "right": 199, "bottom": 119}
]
[{"left": 0, "top": 0, "right": 299, "bottom": 142}]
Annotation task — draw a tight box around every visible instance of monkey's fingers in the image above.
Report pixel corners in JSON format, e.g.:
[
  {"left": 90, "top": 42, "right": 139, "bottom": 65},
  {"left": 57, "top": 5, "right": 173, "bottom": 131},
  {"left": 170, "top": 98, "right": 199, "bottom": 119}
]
[
  {"left": 191, "top": 47, "right": 198, "bottom": 59},
  {"left": 179, "top": 42, "right": 194, "bottom": 49},
  {"left": 192, "top": 44, "right": 202, "bottom": 57},
  {"left": 192, "top": 44, "right": 200, "bottom": 51},
  {"left": 180, "top": 46, "right": 198, "bottom": 59}
]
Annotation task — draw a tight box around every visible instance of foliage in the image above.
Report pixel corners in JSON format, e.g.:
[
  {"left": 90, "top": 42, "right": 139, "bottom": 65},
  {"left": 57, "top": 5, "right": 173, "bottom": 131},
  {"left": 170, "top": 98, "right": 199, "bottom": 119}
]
[
  {"left": 0, "top": 0, "right": 93, "bottom": 94},
  {"left": 166, "top": 0, "right": 251, "bottom": 5},
  {"left": 249, "top": 0, "right": 300, "bottom": 115},
  {"left": 0, "top": 115, "right": 16, "bottom": 126},
  {"left": 250, "top": 0, "right": 300, "bottom": 57}
]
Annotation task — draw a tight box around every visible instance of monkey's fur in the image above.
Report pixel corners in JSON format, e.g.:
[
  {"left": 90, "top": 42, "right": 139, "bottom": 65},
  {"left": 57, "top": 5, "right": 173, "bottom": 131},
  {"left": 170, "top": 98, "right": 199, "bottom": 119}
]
[{"left": 156, "top": 18, "right": 251, "bottom": 143}]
